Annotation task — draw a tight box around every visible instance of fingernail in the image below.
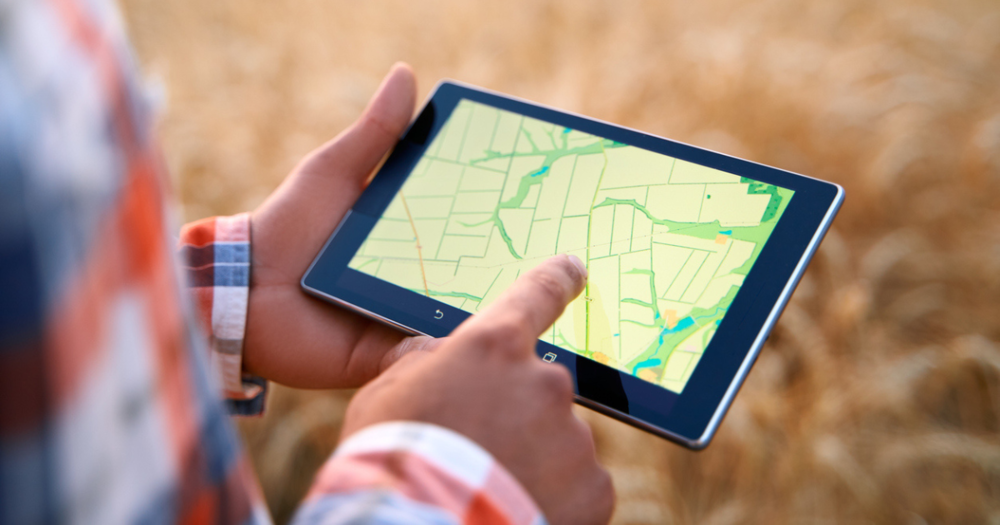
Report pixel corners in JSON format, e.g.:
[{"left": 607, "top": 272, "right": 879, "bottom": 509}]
[{"left": 567, "top": 254, "right": 588, "bottom": 280}]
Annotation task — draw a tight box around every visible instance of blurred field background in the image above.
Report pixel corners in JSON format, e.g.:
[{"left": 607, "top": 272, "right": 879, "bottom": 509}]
[{"left": 120, "top": 0, "right": 1000, "bottom": 523}]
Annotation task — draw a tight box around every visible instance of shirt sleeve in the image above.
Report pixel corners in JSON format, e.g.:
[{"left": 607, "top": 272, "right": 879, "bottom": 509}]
[
  {"left": 178, "top": 212, "right": 267, "bottom": 416},
  {"left": 291, "top": 422, "right": 547, "bottom": 525}
]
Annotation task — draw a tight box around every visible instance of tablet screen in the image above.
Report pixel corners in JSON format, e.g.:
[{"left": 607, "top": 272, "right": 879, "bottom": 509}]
[{"left": 348, "top": 99, "right": 794, "bottom": 394}]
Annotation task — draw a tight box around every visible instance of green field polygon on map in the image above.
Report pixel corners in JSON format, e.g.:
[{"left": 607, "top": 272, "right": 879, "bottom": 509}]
[{"left": 349, "top": 99, "right": 794, "bottom": 393}]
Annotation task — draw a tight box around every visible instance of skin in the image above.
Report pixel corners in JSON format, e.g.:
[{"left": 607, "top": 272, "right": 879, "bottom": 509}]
[
  {"left": 247, "top": 63, "right": 428, "bottom": 388},
  {"left": 245, "top": 63, "right": 615, "bottom": 523},
  {"left": 343, "top": 254, "right": 615, "bottom": 525}
]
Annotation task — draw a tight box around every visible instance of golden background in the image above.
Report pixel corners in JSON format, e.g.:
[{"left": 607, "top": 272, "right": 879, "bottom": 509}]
[{"left": 121, "top": 0, "right": 1000, "bottom": 522}]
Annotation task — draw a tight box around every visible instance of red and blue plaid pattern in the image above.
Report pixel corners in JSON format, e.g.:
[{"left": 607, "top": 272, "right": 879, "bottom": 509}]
[
  {"left": 295, "top": 422, "right": 546, "bottom": 525},
  {"left": 0, "top": 0, "right": 268, "bottom": 522},
  {"left": 179, "top": 214, "right": 267, "bottom": 416},
  {"left": 0, "top": 0, "right": 545, "bottom": 523}
]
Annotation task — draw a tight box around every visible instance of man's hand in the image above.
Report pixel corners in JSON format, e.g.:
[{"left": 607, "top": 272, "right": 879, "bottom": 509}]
[
  {"left": 342, "top": 254, "right": 616, "bottom": 525},
  {"left": 245, "top": 63, "right": 427, "bottom": 388}
]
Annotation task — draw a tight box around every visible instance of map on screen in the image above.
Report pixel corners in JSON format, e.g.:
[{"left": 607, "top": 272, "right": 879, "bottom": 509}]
[{"left": 348, "top": 99, "right": 794, "bottom": 393}]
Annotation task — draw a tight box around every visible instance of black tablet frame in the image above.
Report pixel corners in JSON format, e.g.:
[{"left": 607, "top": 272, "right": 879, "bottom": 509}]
[{"left": 302, "top": 81, "right": 844, "bottom": 449}]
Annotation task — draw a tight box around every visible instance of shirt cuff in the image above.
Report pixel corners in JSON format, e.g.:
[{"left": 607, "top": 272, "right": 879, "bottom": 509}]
[
  {"left": 295, "top": 421, "right": 547, "bottom": 525},
  {"left": 178, "top": 212, "right": 267, "bottom": 415}
]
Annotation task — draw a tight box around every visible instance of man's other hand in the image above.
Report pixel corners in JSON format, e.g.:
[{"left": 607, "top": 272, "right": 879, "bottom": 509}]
[{"left": 342, "top": 254, "right": 616, "bottom": 525}]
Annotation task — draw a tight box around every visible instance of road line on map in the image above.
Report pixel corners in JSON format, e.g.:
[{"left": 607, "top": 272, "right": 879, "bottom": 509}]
[
  {"left": 585, "top": 138, "right": 610, "bottom": 352},
  {"left": 400, "top": 193, "right": 431, "bottom": 297}
]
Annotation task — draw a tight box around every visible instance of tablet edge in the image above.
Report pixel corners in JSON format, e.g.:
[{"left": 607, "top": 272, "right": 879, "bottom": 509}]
[{"left": 690, "top": 182, "right": 845, "bottom": 449}]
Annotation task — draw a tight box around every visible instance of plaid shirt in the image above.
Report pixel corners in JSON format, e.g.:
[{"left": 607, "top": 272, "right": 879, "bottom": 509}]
[{"left": 0, "top": 0, "right": 543, "bottom": 523}]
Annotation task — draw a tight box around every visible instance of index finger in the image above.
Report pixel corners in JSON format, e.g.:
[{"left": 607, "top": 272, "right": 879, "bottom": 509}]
[{"left": 451, "top": 254, "right": 588, "bottom": 352}]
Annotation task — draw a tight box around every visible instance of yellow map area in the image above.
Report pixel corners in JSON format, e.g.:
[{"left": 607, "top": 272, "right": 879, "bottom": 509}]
[{"left": 349, "top": 99, "right": 793, "bottom": 393}]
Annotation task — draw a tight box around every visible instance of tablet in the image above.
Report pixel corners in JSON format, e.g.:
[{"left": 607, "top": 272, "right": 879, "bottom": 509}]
[{"left": 302, "top": 81, "right": 843, "bottom": 449}]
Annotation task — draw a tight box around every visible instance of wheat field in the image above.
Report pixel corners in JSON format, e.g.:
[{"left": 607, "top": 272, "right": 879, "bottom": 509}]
[{"left": 120, "top": 0, "right": 1000, "bottom": 523}]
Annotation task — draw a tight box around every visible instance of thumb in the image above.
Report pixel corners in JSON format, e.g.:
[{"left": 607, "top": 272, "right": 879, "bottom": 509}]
[
  {"left": 251, "top": 63, "right": 417, "bottom": 272},
  {"left": 301, "top": 62, "right": 417, "bottom": 187}
]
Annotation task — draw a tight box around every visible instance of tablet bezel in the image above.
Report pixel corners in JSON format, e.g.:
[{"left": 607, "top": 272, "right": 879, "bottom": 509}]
[{"left": 302, "top": 81, "right": 844, "bottom": 449}]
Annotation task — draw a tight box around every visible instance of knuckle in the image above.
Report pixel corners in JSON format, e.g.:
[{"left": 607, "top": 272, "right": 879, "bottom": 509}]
[
  {"left": 570, "top": 416, "right": 598, "bottom": 455},
  {"left": 570, "top": 420, "right": 614, "bottom": 522},
  {"left": 360, "top": 111, "right": 398, "bottom": 142},
  {"left": 576, "top": 414, "right": 594, "bottom": 437},
  {"left": 537, "top": 364, "right": 574, "bottom": 404},
  {"left": 593, "top": 467, "right": 616, "bottom": 519},
  {"left": 470, "top": 325, "right": 509, "bottom": 350},
  {"left": 469, "top": 321, "right": 528, "bottom": 356}
]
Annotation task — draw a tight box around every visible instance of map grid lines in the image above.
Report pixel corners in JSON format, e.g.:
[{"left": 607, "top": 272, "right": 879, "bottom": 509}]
[{"left": 349, "top": 99, "right": 794, "bottom": 393}]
